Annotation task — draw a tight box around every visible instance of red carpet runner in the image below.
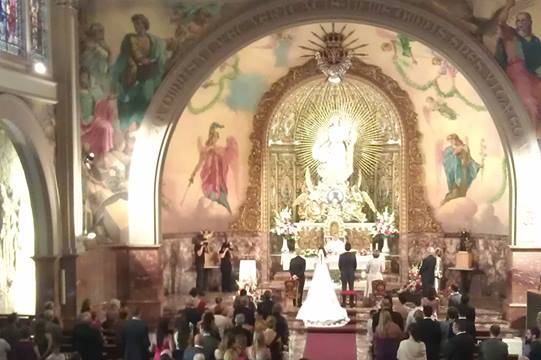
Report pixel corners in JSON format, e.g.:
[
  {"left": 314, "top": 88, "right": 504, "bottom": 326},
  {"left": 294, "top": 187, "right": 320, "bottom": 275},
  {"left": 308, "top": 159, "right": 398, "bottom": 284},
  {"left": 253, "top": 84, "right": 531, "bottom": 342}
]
[{"left": 303, "top": 332, "right": 357, "bottom": 360}]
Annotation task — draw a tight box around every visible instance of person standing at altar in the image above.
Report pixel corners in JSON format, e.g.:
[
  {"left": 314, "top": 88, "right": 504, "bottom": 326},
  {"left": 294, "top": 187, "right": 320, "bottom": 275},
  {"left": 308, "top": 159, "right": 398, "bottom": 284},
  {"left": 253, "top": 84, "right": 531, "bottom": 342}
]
[
  {"left": 194, "top": 233, "right": 208, "bottom": 291},
  {"left": 289, "top": 249, "right": 306, "bottom": 307},
  {"left": 434, "top": 248, "right": 443, "bottom": 292},
  {"left": 419, "top": 247, "right": 436, "bottom": 297},
  {"left": 339, "top": 242, "right": 357, "bottom": 307},
  {"left": 366, "top": 249, "right": 385, "bottom": 298},
  {"left": 219, "top": 234, "right": 233, "bottom": 292}
]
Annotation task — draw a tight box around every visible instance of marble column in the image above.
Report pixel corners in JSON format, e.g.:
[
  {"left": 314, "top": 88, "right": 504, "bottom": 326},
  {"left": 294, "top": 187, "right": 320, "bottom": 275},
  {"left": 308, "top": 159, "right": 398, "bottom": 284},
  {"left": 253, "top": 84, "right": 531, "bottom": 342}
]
[{"left": 51, "top": 0, "right": 82, "bottom": 323}]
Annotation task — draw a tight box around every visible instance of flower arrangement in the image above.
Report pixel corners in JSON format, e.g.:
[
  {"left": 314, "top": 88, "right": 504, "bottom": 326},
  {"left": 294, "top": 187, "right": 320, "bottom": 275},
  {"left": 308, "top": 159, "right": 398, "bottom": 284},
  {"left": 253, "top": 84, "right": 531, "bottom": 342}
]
[
  {"left": 271, "top": 207, "right": 298, "bottom": 252},
  {"left": 407, "top": 263, "right": 422, "bottom": 292},
  {"left": 302, "top": 249, "right": 319, "bottom": 257},
  {"left": 236, "top": 279, "right": 260, "bottom": 298},
  {"left": 371, "top": 207, "right": 398, "bottom": 238}
]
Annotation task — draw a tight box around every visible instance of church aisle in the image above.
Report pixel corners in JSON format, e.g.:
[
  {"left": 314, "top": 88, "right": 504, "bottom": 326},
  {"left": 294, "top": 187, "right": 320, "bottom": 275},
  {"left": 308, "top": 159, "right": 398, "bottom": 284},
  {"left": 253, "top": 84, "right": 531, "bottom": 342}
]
[{"left": 304, "top": 332, "right": 357, "bottom": 359}]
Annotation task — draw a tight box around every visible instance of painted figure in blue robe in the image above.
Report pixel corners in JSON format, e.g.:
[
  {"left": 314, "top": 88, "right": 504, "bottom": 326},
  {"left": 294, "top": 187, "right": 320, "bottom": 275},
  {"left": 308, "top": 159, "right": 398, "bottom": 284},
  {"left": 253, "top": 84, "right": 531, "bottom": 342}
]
[
  {"left": 442, "top": 133, "right": 481, "bottom": 204},
  {"left": 111, "top": 14, "right": 166, "bottom": 129}
]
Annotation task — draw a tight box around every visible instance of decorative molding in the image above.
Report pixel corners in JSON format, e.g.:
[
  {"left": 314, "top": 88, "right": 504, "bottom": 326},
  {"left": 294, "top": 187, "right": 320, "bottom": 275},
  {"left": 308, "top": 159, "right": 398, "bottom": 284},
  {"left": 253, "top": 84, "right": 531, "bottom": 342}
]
[
  {"left": 152, "top": 0, "right": 528, "bottom": 144},
  {"left": 230, "top": 58, "right": 441, "bottom": 235}
]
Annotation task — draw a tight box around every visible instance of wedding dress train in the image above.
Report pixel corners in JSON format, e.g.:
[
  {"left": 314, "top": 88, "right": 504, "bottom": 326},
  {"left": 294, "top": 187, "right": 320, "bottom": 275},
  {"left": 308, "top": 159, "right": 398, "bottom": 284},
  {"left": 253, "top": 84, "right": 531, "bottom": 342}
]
[{"left": 296, "top": 252, "right": 349, "bottom": 327}]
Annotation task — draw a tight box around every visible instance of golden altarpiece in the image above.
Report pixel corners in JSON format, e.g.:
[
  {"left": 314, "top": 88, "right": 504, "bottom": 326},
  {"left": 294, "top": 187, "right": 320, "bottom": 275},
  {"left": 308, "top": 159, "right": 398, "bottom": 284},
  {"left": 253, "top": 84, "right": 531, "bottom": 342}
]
[{"left": 266, "top": 76, "right": 401, "bottom": 254}]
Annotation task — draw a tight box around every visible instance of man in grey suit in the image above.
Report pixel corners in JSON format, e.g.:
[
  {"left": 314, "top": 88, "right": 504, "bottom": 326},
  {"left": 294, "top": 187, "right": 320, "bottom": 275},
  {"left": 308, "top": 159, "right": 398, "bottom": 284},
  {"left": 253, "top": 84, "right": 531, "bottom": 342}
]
[
  {"left": 479, "top": 325, "right": 508, "bottom": 360},
  {"left": 338, "top": 242, "right": 357, "bottom": 307}
]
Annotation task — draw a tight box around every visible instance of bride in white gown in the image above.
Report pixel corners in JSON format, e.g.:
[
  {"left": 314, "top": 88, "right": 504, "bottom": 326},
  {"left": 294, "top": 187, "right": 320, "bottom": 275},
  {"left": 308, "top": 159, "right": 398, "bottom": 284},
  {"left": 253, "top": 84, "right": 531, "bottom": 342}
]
[{"left": 296, "top": 248, "right": 349, "bottom": 327}]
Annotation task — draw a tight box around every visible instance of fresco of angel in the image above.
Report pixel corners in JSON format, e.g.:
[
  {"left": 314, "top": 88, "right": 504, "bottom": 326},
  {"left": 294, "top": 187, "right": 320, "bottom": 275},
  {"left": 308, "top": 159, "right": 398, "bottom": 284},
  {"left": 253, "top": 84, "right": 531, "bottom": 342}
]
[{"left": 188, "top": 122, "right": 239, "bottom": 213}]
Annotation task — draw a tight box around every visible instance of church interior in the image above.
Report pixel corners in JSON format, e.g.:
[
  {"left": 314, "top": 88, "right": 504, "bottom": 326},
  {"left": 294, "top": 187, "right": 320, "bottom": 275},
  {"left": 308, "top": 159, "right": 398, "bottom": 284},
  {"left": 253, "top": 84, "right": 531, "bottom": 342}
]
[{"left": 2, "top": 0, "right": 541, "bottom": 359}]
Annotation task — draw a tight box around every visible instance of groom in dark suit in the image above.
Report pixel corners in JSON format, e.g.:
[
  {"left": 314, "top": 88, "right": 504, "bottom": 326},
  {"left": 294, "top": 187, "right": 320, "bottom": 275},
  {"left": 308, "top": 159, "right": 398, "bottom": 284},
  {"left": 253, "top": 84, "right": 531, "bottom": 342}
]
[
  {"left": 289, "top": 249, "right": 306, "bottom": 307},
  {"left": 420, "top": 247, "right": 436, "bottom": 297},
  {"left": 339, "top": 242, "right": 357, "bottom": 307}
]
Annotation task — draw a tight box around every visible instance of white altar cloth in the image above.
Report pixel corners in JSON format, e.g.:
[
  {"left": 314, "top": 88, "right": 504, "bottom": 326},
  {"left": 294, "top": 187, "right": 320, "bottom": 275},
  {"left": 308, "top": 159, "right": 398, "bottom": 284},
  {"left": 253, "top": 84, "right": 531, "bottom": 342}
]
[{"left": 281, "top": 253, "right": 372, "bottom": 271}]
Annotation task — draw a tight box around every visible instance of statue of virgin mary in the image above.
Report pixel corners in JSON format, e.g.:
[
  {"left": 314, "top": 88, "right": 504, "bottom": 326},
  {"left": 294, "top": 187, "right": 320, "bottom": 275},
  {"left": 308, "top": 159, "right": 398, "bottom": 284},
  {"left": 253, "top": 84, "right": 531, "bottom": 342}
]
[{"left": 312, "top": 114, "right": 358, "bottom": 186}]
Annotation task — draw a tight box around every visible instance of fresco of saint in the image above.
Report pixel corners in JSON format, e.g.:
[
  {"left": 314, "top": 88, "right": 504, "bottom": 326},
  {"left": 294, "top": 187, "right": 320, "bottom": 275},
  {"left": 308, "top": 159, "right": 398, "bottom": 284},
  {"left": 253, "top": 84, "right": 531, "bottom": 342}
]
[
  {"left": 495, "top": 1, "right": 541, "bottom": 139},
  {"left": 111, "top": 14, "right": 166, "bottom": 129},
  {"left": 442, "top": 134, "right": 481, "bottom": 204},
  {"left": 189, "top": 122, "right": 238, "bottom": 213}
]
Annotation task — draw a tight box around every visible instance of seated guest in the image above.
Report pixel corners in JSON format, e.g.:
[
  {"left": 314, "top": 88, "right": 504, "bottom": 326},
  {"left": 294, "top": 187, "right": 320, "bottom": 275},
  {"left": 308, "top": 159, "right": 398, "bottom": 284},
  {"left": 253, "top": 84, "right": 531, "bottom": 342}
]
[
  {"left": 529, "top": 329, "right": 541, "bottom": 360},
  {"left": 200, "top": 312, "right": 220, "bottom": 360},
  {"left": 72, "top": 312, "right": 104, "bottom": 360},
  {"left": 405, "top": 299, "right": 423, "bottom": 331},
  {"left": 121, "top": 307, "right": 150, "bottom": 360},
  {"left": 417, "top": 305, "right": 441, "bottom": 360},
  {"left": 215, "top": 332, "right": 234, "bottom": 360},
  {"left": 173, "top": 312, "right": 192, "bottom": 360},
  {"left": 247, "top": 331, "right": 271, "bottom": 360},
  {"left": 421, "top": 287, "right": 439, "bottom": 318},
  {"left": 448, "top": 285, "right": 462, "bottom": 308},
  {"left": 196, "top": 291, "right": 208, "bottom": 315},
  {"left": 230, "top": 314, "right": 253, "bottom": 347},
  {"left": 457, "top": 294, "right": 475, "bottom": 322},
  {"left": 479, "top": 324, "right": 508, "bottom": 360},
  {"left": 213, "top": 297, "right": 224, "bottom": 313},
  {"left": 439, "top": 307, "right": 459, "bottom": 357},
  {"left": 153, "top": 318, "right": 173, "bottom": 360},
  {"left": 200, "top": 311, "right": 221, "bottom": 340},
  {"left": 397, "top": 322, "right": 427, "bottom": 360},
  {"left": 182, "top": 334, "right": 205, "bottom": 360},
  {"left": 373, "top": 310, "right": 403, "bottom": 360},
  {"left": 213, "top": 305, "right": 233, "bottom": 339},
  {"left": 372, "top": 297, "right": 405, "bottom": 332},
  {"left": 233, "top": 289, "right": 247, "bottom": 309},
  {"left": 14, "top": 327, "right": 38, "bottom": 360},
  {"left": 233, "top": 297, "right": 255, "bottom": 328},
  {"left": 263, "top": 316, "right": 282, "bottom": 360},
  {"left": 271, "top": 304, "right": 289, "bottom": 348},
  {"left": 395, "top": 292, "right": 415, "bottom": 329},
  {"left": 184, "top": 298, "right": 202, "bottom": 329},
  {"left": 524, "top": 326, "right": 540, "bottom": 358},
  {"left": 367, "top": 309, "right": 377, "bottom": 356},
  {"left": 257, "top": 291, "right": 274, "bottom": 319},
  {"left": 444, "top": 319, "right": 475, "bottom": 360}
]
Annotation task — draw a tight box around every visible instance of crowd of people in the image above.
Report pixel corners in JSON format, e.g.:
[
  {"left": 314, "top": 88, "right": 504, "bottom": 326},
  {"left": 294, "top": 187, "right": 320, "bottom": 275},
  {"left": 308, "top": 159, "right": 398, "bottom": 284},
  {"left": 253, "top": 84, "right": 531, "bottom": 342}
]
[
  {"left": 0, "top": 287, "right": 289, "bottom": 360},
  {"left": 363, "top": 283, "right": 538, "bottom": 360}
]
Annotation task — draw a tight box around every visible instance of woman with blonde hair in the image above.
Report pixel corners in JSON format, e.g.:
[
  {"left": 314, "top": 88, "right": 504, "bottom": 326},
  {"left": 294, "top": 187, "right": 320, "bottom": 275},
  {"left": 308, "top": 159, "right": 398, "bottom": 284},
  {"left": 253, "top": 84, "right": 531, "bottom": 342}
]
[
  {"left": 374, "top": 310, "right": 403, "bottom": 360},
  {"left": 247, "top": 331, "right": 270, "bottom": 360},
  {"left": 263, "top": 316, "right": 282, "bottom": 360}
]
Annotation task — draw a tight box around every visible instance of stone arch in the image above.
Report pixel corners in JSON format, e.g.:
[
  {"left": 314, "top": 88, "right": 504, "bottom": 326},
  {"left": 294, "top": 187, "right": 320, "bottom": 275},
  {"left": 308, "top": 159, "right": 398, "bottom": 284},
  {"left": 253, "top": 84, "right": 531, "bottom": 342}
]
[
  {"left": 0, "top": 94, "right": 59, "bottom": 257},
  {"left": 129, "top": 0, "right": 541, "bottom": 247}
]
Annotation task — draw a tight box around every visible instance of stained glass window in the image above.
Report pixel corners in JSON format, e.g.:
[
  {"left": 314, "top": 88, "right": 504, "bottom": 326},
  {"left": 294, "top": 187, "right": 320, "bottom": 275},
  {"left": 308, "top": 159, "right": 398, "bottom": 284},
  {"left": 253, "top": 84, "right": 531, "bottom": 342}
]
[
  {"left": 30, "top": 0, "right": 47, "bottom": 61},
  {"left": 0, "top": 0, "right": 25, "bottom": 56}
]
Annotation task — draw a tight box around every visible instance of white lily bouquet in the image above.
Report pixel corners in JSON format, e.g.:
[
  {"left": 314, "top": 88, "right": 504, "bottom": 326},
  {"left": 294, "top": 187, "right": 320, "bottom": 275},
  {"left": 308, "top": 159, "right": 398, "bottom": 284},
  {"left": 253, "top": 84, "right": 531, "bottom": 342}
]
[
  {"left": 370, "top": 207, "right": 398, "bottom": 253},
  {"left": 371, "top": 207, "right": 398, "bottom": 237},
  {"left": 271, "top": 207, "right": 298, "bottom": 252}
]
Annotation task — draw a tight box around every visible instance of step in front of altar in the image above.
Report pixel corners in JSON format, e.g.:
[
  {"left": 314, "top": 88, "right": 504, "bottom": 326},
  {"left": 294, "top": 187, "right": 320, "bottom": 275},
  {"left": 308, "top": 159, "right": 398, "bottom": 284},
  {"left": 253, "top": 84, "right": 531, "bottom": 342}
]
[{"left": 271, "top": 271, "right": 401, "bottom": 291}]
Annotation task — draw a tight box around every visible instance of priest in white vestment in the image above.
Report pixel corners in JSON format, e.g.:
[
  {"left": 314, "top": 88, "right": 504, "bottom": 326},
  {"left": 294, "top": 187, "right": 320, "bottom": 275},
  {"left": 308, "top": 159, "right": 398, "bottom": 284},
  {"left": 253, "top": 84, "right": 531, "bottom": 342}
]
[{"left": 365, "top": 249, "right": 384, "bottom": 297}]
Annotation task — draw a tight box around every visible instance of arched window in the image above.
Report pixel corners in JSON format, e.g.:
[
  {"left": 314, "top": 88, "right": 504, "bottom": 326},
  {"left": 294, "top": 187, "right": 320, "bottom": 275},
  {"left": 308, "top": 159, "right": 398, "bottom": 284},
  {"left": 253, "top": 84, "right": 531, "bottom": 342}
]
[{"left": 0, "top": 0, "right": 49, "bottom": 67}]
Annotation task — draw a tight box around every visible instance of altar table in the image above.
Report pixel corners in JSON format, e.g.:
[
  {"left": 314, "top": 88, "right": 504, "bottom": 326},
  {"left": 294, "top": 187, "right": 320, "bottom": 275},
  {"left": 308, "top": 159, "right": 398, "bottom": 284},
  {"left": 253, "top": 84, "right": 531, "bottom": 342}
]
[{"left": 281, "top": 253, "right": 372, "bottom": 271}]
